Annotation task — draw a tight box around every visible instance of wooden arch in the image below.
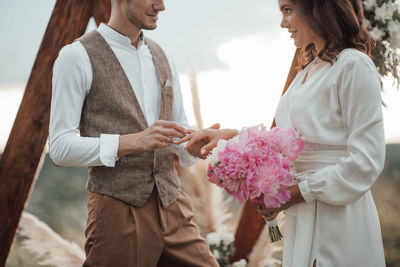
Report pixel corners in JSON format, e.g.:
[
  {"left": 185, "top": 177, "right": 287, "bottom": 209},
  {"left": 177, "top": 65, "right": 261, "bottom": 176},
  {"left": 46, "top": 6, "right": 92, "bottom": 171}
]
[{"left": 0, "top": 0, "right": 299, "bottom": 265}]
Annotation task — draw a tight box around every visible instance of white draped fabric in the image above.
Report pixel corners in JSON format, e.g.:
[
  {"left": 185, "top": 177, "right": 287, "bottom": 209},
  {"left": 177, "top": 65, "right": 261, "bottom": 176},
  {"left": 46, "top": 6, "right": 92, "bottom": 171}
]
[{"left": 275, "top": 49, "right": 386, "bottom": 267}]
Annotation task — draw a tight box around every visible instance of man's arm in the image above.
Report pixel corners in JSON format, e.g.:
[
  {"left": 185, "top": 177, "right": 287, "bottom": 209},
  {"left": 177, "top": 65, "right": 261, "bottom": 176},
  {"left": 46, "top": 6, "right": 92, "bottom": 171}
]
[
  {"left": 50, "top": 42, "right": 188, "bottom": 167},
  {"left": 49, "top": 42, "right": 120, "bottom": 167}
]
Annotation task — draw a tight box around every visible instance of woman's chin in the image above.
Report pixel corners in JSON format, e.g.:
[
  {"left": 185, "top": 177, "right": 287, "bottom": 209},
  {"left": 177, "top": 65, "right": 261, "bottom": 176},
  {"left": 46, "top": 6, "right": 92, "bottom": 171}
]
[
  {"left": 293, "top": 41, "right": 302, "bottom": 48},
  {"left": 293, "top": 40, "right": 307, "bottom": 49}
]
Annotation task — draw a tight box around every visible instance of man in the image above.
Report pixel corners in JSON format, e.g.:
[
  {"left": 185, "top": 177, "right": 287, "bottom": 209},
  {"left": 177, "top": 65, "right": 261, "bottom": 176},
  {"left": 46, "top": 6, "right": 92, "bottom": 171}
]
[{"left": 49, "top": 0, "right": 219, "bottom": 266}]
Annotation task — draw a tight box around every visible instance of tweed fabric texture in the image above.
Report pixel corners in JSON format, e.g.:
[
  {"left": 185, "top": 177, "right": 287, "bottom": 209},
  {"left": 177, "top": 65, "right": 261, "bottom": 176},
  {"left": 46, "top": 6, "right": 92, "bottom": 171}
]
[{"left": 79, "top": 30, "right": 180, "bottom": 208}]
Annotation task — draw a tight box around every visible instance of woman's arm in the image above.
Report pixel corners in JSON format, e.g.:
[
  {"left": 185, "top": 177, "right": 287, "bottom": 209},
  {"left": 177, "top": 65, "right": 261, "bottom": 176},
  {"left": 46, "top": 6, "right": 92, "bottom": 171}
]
[
  {"left": 175, "top": 127, "right": 239, "bottom": 156},
  {"left": 257, "top": 184, "right": 305, "bottom": 220},
  {"left": 297, "top": 53, "right": 385, "bottom": 206}
]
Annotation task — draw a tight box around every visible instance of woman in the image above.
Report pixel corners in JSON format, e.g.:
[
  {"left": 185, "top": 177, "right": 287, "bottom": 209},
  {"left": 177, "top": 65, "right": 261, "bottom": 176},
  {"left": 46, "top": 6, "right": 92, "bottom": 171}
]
[{"left": 178, "top": 0, "right": 386, "bottom": 266}]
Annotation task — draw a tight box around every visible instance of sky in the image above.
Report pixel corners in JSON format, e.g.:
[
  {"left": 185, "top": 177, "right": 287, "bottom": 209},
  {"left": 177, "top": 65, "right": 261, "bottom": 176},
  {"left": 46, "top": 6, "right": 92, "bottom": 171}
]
[{"left": 0, "top": 0, "right": 400, "bottom": 152}]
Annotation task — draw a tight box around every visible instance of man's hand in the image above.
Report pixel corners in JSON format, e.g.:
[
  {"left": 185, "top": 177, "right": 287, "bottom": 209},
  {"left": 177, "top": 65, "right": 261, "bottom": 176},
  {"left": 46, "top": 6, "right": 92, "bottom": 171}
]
[
  {"left": 118, "top": 120, "right": 188, "bottom": 157},
  {"left": 257, "top": 184, "right": 305, "bottom": 221}
]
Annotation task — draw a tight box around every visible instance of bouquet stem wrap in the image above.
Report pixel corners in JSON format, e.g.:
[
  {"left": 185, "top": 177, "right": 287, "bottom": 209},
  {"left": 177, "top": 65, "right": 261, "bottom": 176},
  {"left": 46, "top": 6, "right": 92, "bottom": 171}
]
[{"left": 264, "top": 218, "right": 283, "bottom": 243}]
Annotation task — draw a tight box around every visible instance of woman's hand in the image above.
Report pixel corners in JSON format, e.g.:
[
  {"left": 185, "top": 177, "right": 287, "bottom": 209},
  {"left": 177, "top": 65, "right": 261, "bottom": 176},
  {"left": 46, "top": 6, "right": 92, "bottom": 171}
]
[
  {"left": 257, "top": 184, "right": 305, "bottom": 221},
  {"left": 175, "top": 126, "right": 238, "bottom": 156}
]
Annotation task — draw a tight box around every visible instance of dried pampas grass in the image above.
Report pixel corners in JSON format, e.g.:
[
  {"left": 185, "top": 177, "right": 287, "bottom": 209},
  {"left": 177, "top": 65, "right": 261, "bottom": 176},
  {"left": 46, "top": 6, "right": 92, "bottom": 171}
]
[
  {"left": 175, "top": 158, "right": 233, "bottom": 236},
  {"left": 174, "top": 64, "right": 233, "bottom": 236},
  {"left": 180, "top": 66, "right": 285, "bottom": 267},
  {"left": 18, "top": 212, "right": 85, "bottom": 267},
  {"left": 189, "top": 64, "right": 203, "bottom": 130}
]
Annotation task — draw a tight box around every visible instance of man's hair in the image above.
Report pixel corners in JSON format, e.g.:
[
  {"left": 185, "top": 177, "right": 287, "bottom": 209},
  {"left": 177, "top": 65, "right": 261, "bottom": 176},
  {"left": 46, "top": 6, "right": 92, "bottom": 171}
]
[{"left": 290, "top": 0, "right": 374, "bottom": 69}]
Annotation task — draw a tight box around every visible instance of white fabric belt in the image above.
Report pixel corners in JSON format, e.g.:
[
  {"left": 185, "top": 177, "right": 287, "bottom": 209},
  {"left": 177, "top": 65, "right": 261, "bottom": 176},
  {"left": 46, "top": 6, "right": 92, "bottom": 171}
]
[
  {"left": 286, "top": 142, "right": 348, "bottom": 217},
  {"left": 291, "top": 142, "right": 348, "bottom": 179}
]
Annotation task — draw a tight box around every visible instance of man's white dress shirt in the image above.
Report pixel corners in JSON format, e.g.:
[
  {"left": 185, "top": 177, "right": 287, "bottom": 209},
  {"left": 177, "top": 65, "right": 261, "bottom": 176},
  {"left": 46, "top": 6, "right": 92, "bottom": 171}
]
[{"left": 49, "top": 24, "right": 196, "bottom": 168}]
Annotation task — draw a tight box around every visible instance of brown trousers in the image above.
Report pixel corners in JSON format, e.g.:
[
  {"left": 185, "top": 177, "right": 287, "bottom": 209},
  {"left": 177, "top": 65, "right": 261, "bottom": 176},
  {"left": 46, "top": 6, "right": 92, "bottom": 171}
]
[{"left": 83, "top": 189, "right": 219, "bottom": 267}]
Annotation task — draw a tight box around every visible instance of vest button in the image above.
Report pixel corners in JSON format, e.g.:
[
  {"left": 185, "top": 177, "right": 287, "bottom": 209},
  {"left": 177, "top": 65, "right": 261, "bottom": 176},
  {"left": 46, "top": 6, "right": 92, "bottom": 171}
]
[{"left": 153, "top": 169, "right": 158, "bottom": 175}]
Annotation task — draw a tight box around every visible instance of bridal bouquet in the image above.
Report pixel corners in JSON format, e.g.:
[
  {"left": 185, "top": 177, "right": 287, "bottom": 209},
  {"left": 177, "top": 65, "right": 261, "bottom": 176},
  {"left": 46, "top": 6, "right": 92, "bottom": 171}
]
[{"left": 207, "top": 125, "right": 305, "bottom": 242}]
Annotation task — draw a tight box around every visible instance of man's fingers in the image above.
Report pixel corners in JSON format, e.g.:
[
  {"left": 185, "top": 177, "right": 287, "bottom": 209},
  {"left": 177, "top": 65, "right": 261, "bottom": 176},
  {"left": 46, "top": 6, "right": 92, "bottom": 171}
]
[
  {"left": 155, "top": 141, "right": 170, "bottom": 148},
  {"left": 150, "top": 135, "right": 171, "bottom": 149},
  {"left": 174, "top": 133, "right": 193, "bottom": 144},
  {"left": 154, "top": 120, "right": 187, "bottom": 135},
  {"left": 186, "top": 129, "right": 197, "bottom": 134},
  {"left": 159, "top": 128, "right": 186, "bottom": 139}
]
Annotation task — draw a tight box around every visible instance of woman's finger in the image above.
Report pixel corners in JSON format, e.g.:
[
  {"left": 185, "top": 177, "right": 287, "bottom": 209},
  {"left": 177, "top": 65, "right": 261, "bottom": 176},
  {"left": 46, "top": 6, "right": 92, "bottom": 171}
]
[
  {"left": 184, "top": 131, "right": 210, "bottom": 149},
  {"left": 199, "top": 154, "right": 208, "bottom": 160},
  {"left": 257, "top": 205, "right": 276, "bottom": 215},
  {"left": 181, "top": 124, "right": 218, "bottom": 142},
  {"left": 200, "top": 139, "right": 219, "bottom": 155},
  {"left": 208, "top": 123, "right": 220, "bottom": 129},
  {"left": 263, "top": 210, "right": 280, "bottom": 221}
]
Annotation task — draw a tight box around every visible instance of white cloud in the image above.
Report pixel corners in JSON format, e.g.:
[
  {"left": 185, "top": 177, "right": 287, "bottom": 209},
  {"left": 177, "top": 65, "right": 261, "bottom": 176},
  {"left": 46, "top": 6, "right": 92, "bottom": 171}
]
[
  {"left": 0, "top": 84, "right": 25, "bottom": 152},
  {"left": 180, "top": 32, "right": 296, "bottom": 130}
]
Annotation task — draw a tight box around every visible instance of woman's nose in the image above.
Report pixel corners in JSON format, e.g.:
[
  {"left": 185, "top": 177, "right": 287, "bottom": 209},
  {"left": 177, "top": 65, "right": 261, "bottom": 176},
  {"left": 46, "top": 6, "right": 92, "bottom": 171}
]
[{"left": 280, "top": 17, "right": 288, "bottom": 28}]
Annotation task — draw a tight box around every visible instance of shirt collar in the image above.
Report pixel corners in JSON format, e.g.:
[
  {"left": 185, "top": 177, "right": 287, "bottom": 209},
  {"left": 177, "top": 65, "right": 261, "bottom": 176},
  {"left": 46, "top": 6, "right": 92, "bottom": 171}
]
[{"left": 98, "top": 23, "right": 144, "bottom": 49}]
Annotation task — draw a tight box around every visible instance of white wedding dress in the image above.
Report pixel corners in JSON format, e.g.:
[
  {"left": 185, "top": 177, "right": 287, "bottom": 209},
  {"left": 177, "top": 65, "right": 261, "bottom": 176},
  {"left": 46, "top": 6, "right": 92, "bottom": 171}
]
[{"left": 275, "top": 48, "right": 386, "bottom": 267}]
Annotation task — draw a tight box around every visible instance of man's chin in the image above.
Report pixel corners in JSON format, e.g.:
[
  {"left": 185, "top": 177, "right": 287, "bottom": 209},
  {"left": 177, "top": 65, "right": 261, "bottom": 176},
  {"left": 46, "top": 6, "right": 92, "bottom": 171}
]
[
  {"left": 142, "top": 23, "right": 157, "bottom": 31},
  {"left": 146, "top": 25, "right": 157, "bottom": 30},
  {"left": 127, "top": 19, "right": 157, "bottom": 31}
]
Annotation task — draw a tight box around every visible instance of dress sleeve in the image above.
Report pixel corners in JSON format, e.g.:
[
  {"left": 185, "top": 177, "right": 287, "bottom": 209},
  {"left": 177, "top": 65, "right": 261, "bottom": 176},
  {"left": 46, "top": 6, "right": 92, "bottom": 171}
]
[{"left": 298, "top": 53, "right": 385, "bottom": 205}]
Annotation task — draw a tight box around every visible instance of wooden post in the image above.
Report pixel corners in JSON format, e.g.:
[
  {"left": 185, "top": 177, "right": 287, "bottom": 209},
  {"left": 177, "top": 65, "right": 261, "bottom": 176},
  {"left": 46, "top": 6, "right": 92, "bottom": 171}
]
[
  {"left": 232, "top": 49, "right": 300, "bottom": 262},
  {"left": 92, "top": 0, "right": 111, "bottom": 25},
  {"left": 0, "top": 0, "right": 103, "bottom": 265}
]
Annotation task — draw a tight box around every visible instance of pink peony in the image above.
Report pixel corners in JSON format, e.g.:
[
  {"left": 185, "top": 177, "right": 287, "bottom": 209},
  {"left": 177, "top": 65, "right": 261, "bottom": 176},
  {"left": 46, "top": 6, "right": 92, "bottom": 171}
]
[
  {"left": 207, "top": 125, "right": 305, "bottom": 208},
  {"left": 272, "top": 127, "right": 305, "bottom": 160}
]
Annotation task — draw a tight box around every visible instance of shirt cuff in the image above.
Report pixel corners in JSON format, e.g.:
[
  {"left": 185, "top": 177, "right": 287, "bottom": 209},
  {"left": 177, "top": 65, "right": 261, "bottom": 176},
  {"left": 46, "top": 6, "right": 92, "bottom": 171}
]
[
  {"left": 172, "top": 142, "right": 198, "bottom": 167},
  {"left": 298, "top": 180, "right": 315, "bottom": 203},
  {"left": 100, "top": 134, "right": 119, "bottom": 167}
]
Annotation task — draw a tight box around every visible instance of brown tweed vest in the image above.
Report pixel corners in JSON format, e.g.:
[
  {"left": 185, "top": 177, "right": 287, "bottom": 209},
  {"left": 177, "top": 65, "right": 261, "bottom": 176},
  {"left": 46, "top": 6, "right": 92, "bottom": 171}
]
[{"left": 78, "top": 30, "right": 180, "bottom": 208}]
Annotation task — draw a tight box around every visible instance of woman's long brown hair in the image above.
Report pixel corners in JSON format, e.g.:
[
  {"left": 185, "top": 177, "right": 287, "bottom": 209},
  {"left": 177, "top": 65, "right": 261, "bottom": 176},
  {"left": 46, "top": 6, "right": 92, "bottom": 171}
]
[{"left": 291, "top": 0, "right": 375, "bottom": 69}]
